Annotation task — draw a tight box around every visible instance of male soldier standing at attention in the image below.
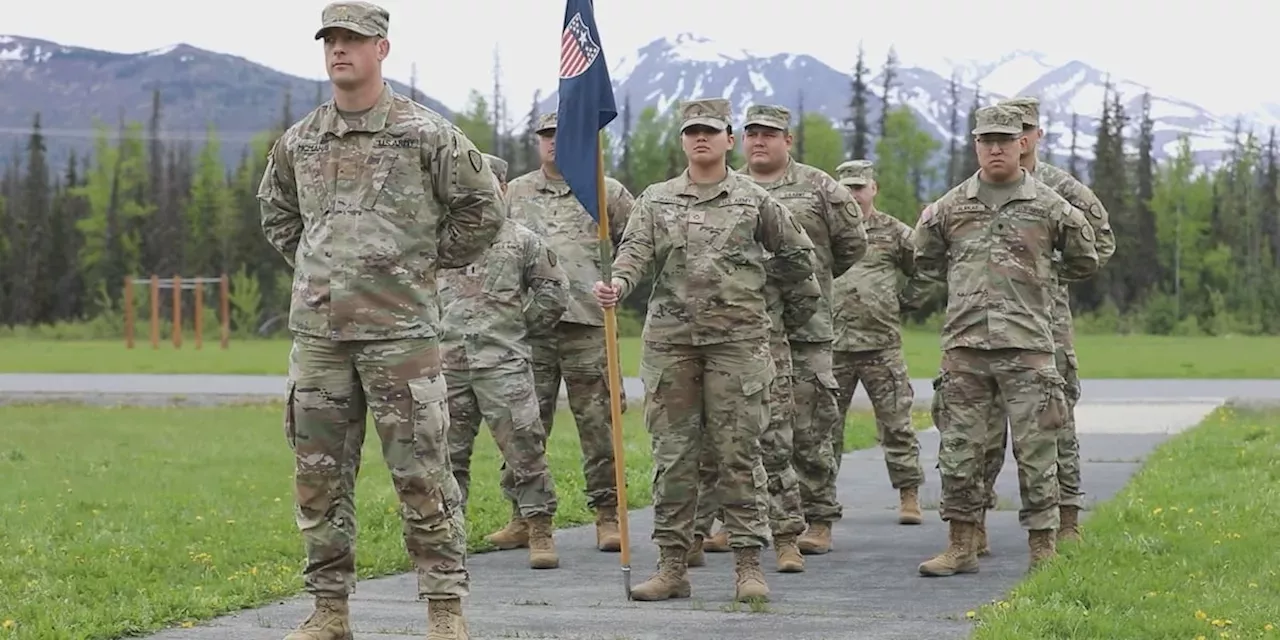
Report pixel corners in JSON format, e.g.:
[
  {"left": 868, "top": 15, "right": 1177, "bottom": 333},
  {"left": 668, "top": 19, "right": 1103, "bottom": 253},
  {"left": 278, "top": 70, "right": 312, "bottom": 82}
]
[
  {"left": 972, "top": 97, "right": 1117, "bottom": 553},
  {"left": 593, "top": 98, "right": 816, "bottom": 602},
  {"left": 829, "top": 159, "right": 931, "bottom": 525},
  {"left": 258, "top": 2, "right": 503, "bottom": 638},
  {"left": 912, "top": 105, "right": 1099, "bottom": 577},
  {"left": 727, "top": 104, "right": 867, "bottom": 557},
  {"left": 439, "top": 207, "right": 567, "bottom": 570},
  {"left": 503, "top": 112, "right": 633, "bottom": 553}
]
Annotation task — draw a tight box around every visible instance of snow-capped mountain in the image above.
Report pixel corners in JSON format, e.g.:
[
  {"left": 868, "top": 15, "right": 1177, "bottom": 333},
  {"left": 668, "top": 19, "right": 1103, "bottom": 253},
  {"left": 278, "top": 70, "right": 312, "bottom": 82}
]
[{"left": 540, "top": 34, "right": 1255, "bottom": 167}]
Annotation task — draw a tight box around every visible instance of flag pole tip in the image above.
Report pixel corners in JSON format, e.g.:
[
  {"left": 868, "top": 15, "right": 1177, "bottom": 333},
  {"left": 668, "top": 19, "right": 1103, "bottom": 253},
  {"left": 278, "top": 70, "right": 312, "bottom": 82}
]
[{"left": 622, "top": 565, "right": 632, "bottom": 599}]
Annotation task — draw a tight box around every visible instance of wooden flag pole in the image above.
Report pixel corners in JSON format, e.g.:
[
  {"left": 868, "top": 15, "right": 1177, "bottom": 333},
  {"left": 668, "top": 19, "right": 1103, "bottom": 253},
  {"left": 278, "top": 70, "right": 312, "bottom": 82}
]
[{"left": 595, "top": 132, "right": 632, "bottom": 599}]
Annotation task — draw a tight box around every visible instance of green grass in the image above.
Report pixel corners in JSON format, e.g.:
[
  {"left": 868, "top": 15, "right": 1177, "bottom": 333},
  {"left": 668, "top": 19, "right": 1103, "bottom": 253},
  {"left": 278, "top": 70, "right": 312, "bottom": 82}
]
[
  {"left": 3, "top": 333, "right": 1279, "bottom": 378},
  {"left": 969, "top": 406, "right": 1280, "bottom": 640},
  {"left": 0, "top": 403, "right": 903, "bottom": 639}
]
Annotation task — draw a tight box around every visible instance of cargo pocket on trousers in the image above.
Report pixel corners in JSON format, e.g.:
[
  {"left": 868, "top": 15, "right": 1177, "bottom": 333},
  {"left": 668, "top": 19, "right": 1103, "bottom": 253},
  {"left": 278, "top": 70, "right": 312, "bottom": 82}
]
[
  {"left": 1035, "top": 372, "right": 1068, "bottom": 431},
  {"left": 737, "top": 361, "right": 776, "bottom": 443},
  {"left": 407, "top": 375, "right": 450, "bottom": 462},
  {"left": 930, "top": 373, "right": 949, "bottom": 433},
  {"left": 283, "top": 379, "right": 298, "bottom": 451}
]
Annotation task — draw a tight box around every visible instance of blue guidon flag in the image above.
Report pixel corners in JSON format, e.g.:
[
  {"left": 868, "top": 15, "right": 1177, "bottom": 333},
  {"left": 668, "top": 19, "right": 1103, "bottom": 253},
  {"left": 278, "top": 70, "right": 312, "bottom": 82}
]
[{"left": 555, "top": 0, "right": 617, "bottom": 222}]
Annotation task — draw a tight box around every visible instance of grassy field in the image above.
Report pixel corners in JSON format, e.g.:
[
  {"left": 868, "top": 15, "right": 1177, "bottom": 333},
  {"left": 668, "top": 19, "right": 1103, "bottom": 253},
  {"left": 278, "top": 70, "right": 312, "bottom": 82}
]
[
  {"left": 969, "top": 406, "right": 1280, "bottom": 639},
  {"left": 0, "top": 402, "right": 920, "bottom": 639},
  {"left": 2, "top": 332, "right": 1278, "bottom": 378}
]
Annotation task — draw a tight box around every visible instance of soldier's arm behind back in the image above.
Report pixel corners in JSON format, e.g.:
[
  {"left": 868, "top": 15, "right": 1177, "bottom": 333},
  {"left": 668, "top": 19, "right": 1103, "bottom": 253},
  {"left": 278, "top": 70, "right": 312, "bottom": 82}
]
[
  {"left": 257, "top": 135, "right": 304, "bottom": 268},
  {"left": 1054, "top": 201, "right": 1100, "bottom": 282},
  {"left": 779, "top": 268, "right": 821, "bottom": 332},
  {"left": 757, "top": 193, "right": 816, "bottom": 286},
  {"left": 427, "top": 124, "right": 504, "bottom": 269},
  {"left": 1063, "top": 178, "right": 1116, "bottom": 269},
  {"left": 910, "top": 203, "right": 948, "bottom": 283},
  {"left": 521, "top": 230, "right": 569, "bottom": 336},
  {"left": 823, "top": 176, "right": 869, "bottom": 276}
]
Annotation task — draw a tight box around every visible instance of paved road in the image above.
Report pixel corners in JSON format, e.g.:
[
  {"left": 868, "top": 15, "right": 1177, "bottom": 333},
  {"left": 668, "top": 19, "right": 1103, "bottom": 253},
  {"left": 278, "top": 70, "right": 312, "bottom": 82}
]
[
  {"left": 2, "top": 372, "right": 1279, "bottom": 407},
  {"left": 141, "top": 402, "right": 1223, "bottom": 640}
]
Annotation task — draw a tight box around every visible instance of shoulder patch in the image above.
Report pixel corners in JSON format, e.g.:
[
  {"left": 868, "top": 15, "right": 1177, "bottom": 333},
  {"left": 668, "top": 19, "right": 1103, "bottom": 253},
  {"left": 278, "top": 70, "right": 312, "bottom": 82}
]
[
  {"left": 546, "top": 248, "right": 557, "bottom": 267},
  {"left": 1081, "top": 224, "right": 1095, "bottom": 242},
  {"left": 468, "top": 149, "right": 484, "bottom": 173},
  {"left": 1089, "top": 203, "right": 1104, "bottom": 219}
]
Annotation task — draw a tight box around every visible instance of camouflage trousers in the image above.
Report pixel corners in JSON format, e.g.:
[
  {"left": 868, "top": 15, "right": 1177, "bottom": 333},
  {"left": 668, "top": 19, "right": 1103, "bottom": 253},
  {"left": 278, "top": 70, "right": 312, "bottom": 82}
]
[
  {"left": 284, "top": 334, "right": 469, "bottom": 600},
  {"left": 694, "top": 336, "right": 807, "bottom": 540},
  {"left": 530, "top": 322, "right": 624, "bottom": 510},
  {"left": 981, "top": 348, "right": 1083, "bottom": 509},
  {"left": 790, "top": 340, "right": 843, "bottom": 524},
  {"left": 639, "top": 338, "right": 775, "bottom": 551},
  {"left": 832, "top": 348, "right": 924, "bottom": 489},
  {"left": 932, "top": 347, "right": 1067, "bottom": 531},
  {"left": 444, "top": 358, "right": 558, "bottom": 518}
]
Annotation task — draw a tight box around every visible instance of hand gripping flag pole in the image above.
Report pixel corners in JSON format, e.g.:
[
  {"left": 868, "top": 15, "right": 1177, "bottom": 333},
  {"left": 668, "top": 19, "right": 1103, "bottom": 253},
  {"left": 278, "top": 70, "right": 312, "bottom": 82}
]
[{"left": 554, "top": 0, "right": 632, "bottom": 599}]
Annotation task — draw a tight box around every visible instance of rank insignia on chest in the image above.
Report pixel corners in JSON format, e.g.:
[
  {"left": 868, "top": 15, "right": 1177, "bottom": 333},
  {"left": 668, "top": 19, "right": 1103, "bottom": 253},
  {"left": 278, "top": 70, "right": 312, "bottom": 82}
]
[
  {"left": 688, "top": 210, "right": 705, "bottom": 224},
  {"left": 465, "top": 264, "right": 479, "bottom": 276}
]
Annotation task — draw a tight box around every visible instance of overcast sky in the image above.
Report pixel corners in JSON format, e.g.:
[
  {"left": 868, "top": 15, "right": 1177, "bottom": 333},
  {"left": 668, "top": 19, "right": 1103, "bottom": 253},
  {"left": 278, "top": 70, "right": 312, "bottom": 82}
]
[{"left": 5, "top": 0, "right": 1274, "bottom": 118}]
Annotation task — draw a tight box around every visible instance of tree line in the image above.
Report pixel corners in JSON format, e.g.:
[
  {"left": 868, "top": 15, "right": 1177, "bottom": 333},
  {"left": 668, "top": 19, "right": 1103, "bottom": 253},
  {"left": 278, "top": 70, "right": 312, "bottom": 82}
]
[{"left": 1, "top": 51, "right": 1278, "bottom": 339}]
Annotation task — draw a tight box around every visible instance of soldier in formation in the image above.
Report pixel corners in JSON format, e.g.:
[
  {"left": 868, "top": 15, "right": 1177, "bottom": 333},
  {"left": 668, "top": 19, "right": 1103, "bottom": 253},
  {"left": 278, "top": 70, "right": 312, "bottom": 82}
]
[
  {"left": 829, "top": 159, "right": 931, "bottom": 525},
  {"left": 593, "top": 98, "right": 817, "bottom": 602},
  {"left": 438, "top": 167, "right": 568, "bottom": 570},
  {"left": 258, "top": 2, "right": 503, "bottom": 638},
  {"left": 502, "top": 112, "right": 634, "bottom": 553},
  {"left": 911, "top": 104, "right": 1100, "bottom": 577},
  {"left": 973, "top": 98, "right": 1117, "bottom": 552}
]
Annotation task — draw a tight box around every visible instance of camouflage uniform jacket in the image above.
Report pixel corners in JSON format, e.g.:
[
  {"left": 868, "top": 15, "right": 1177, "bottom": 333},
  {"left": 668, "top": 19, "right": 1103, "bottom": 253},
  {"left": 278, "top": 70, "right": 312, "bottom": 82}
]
[
  {"left": 1034, "top": 161, "right": 1117, "bottom": 354},
  {"left": 912, "top": 169, "right": 1100, "bottom": 353},
  {"left": 506, "top": 169, "right": 634, "bottom": 327},
  {"left": 612, "top": 169, "right": 816, "bottom": 346},
  {"left": 740, "top": 158, "right": 868, "bottom": 344},
  {"left": 258, "top": 83, "right": 504, "bottom": 342},
  {"left": 438, "top": 219, "right": 568, "bottom": 371},
  {"left": 832, "top": 209, "right": 931, "bottom": 352}
]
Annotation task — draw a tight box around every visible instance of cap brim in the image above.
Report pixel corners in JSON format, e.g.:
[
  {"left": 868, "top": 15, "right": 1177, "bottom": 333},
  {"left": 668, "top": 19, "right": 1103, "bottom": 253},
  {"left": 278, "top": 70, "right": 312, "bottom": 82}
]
[
  {"left": 315, "top": 22, "right": 381, "bottom": 39},
  {"left": 972, "top": 126, "right": 1022, "bottom": 136},
  {"left": 839, "top": 177, "right": 869, "bottom": 186},
  {"left": 535, "top": 126, "right": 556, "bottom": 135},
  {"left": 682, "top": 117, "right": 728, "bottom": 132},
  {"left": 743, "top": 118, "right": 786, "bottom": 130}
]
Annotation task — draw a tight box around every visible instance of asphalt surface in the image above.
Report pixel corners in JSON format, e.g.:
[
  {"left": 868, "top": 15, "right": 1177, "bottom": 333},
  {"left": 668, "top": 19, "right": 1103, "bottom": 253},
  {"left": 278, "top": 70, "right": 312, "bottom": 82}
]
[
  {"left": 2, "top": 372, "right": 1279, "bottom": 407},
  {"left": 138, "top": 401, "right": 1222, "bottom": 640}
]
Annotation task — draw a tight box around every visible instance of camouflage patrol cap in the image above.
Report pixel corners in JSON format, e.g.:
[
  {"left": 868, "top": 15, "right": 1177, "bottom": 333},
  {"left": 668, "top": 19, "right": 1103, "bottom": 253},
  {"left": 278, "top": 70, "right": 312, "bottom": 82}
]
[
  {"left": 999, "top": 97, "right": 1041, "bottom": 127},
  {"left": 482, "top": 153, "right": 508, "bottom": 183},
  {"left": 835, "top": 159, "right": 875, "bottom": 186},
  {"left": 315, "top": 1, "right": 390, "bottom": 40},
  {"left": 744, "top": 105, "right": 791, "bottom": 130},
  {"left": 680, "top": 98, "right": 731, "bottom": 132},
  {"left": 535, "top": 112, "right": 557, "bottom": 134},
  {"left": 972, "top": 105, "right": 1023, "bottom": 136}
]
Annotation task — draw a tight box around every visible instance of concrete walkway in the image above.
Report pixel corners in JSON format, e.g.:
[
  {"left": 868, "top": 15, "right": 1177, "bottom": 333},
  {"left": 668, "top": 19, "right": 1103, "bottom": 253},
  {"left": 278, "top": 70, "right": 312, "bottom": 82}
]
[
  {"left": 2, "top": 372, "right": 1278, "bottom": 408},
  {"left": 138, "top": 400, "right": 1222, "bottom": 640}
]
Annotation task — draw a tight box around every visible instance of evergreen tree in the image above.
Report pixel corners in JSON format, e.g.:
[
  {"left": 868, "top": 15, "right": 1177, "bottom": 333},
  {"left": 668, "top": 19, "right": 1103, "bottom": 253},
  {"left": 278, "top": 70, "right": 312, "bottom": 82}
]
[{"left": 848, "top": 43, "right": 870, "bottom": 159}]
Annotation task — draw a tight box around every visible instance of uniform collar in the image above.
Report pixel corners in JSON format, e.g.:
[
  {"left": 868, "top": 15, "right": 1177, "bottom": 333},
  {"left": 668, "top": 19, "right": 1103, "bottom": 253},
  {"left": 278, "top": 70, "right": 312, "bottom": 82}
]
[{"left": 318, "top": 82, "right": 395, "bottom": 138}]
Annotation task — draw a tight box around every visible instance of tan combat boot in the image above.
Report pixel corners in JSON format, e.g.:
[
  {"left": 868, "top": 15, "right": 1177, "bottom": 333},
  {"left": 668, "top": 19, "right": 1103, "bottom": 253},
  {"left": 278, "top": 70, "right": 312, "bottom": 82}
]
[
  {"left": 595, "top": 506, "right": 622, "bottom": 552},
  {"left": 797, "top": 521, "right": 832, "bottom": 555},
  {"left": 283, "top": 597, "right": 352, "bottom": 640},
  {"left": 526, "top": 515, "right": 559, "bottom": 569},
  {"left": 702, "top": 528, "right": 730, "bottom": 553},
  {"left": 773, "top": 535, "right": 805, "bottom": 573},
  {"left": 630, "top": 547, "right": 692, "bottom": 601},
  {"left": 1028, "top": 529, "right": 1057, "bottom": 570},
  {"left": 1058, "top": 505, "right": 1082, "bottom": 543},
  {"left": 898, "top": 487, "right": 923, "bottom": 525},
  {"left": 686, "top": 535, "right": 706, "bottom": 567},
  {"left": 975, "top": 510, "right": 990, "bottom": 557},
  {"left": 484, "top": 516, "right": 529, "bottom": 550},
  {"left": 426, "top": 598, "right": 468, "bottom": 640},
  {"left": 918, "top": 520, "right": 979, "bottom": 577},
  {"left": 733, "top": 547, "right": 770, "bottom": 602}
]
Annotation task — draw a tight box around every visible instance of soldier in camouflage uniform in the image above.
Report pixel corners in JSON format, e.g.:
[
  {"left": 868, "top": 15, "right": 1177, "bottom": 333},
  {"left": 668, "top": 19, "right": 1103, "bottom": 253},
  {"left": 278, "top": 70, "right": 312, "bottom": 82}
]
[
  {"left": 258, "top": 3, "right": 502, "bottom": 638},
  {"left": 733, "top": 105, "right": 868, "bottom": 557},
  {"left": 830, "top": 160, "right": 931, "bottom": 525},
  {"left": 503, "top": 112, "right": 633, "bottom": 553},
  {"left": 439, "top": 212, "right": 568, "bottom": 570},
  {"left": 691, "top": 264, "right": 821, "bottom": 573},
  {"left": 593, "top": 98, "right": 816, "bottom": 602},
  {"left": 911, "top": 105, "right": 1099, "bottom": 577},
  {"left": 970, "top": 97, "right": 1117, "bottom": 553}
]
